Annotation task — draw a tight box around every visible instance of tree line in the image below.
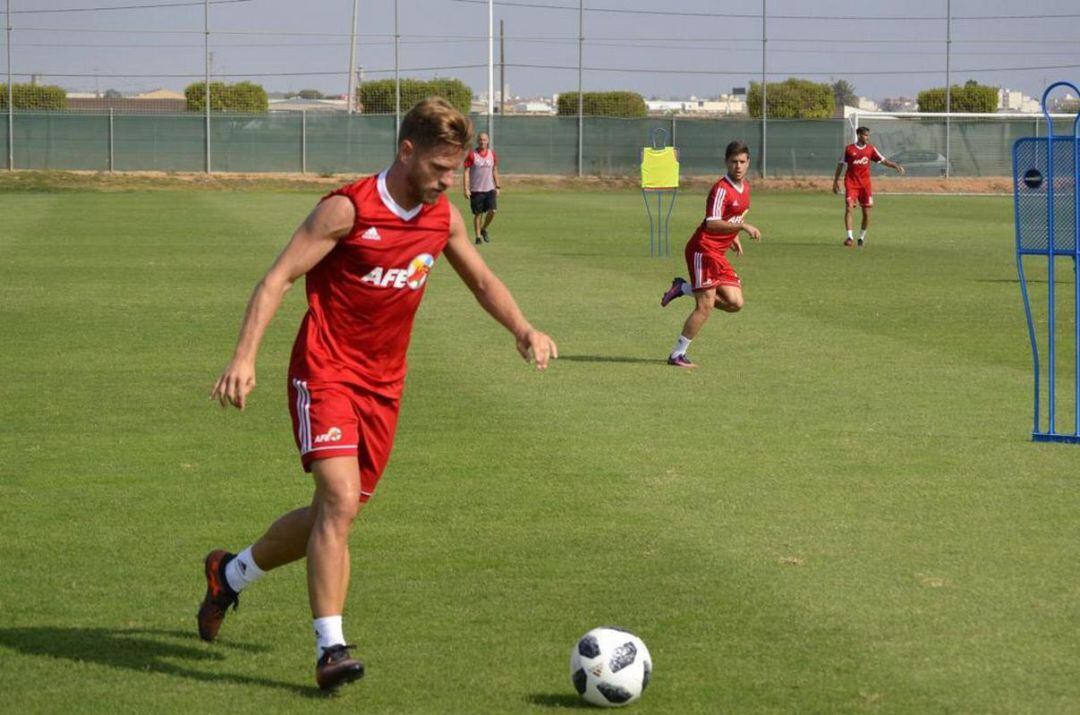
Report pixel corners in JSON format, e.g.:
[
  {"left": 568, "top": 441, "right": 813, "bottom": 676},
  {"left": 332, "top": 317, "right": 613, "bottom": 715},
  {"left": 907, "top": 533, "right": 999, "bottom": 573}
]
[{"left": 0, "top": 78, "right": 1003, "bottom": 116}]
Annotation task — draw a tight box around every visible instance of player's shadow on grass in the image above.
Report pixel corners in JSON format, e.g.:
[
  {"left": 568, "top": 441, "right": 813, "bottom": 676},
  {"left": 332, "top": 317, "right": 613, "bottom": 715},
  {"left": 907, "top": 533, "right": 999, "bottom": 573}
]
[
  {"left": 0, "top": 626, "right": 325, "bottom": 698},
  {"left": 525, "top": 692, "right": 595, "bottom": 709},
  {"left": 559, "top": 354, "right": 666, "bottom": 365}
]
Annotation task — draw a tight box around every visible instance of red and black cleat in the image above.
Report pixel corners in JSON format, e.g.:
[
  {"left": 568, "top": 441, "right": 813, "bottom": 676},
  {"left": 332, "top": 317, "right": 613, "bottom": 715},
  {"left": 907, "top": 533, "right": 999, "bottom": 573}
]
[{"left": 197, "top": 549, "right": 239, "bottom": 642}]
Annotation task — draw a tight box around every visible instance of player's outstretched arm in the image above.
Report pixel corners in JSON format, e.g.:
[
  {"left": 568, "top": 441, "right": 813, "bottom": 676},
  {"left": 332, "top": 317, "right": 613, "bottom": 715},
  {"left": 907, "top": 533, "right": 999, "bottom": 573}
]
[
  {"left": 210, "top": 195, "right": 354, "bottom": 409},
  {"left": 443, "top": 205, "right": 557, "bottom": 370},
  {"left": 883, "top": 159, "right": 905, "bottom": 175}
]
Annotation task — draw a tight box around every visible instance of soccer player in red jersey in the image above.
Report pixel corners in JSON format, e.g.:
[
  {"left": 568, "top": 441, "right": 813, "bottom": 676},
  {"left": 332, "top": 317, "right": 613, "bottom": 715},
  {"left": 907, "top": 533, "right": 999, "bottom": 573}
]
[
  {"left": 659, "top": 141, "right": 762, "bottom": 368},
  {"left": 463, "top": 131, "right": 501, "bottom": 244},
  {"left": 198, "top": 98, "right": 557, "bottom": 691},
  {"left": 833, "top": 126, "right": 904, "bottom": 247}
]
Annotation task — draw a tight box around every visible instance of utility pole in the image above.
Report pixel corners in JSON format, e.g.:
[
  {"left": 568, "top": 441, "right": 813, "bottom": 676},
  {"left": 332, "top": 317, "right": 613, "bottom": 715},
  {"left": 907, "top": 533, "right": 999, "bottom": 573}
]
[
  {"left": 761, "top": 0, "right": 767, "bottom": 178},
  {"left": 944, "top": 0, "right": 951, "bottom": 178}
]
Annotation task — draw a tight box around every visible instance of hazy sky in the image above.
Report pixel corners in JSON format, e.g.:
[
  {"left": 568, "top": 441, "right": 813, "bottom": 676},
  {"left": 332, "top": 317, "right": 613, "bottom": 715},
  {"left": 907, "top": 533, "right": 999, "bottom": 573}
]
[{"left": 7, "top": 0, "right": 1080, "bottom": 103}]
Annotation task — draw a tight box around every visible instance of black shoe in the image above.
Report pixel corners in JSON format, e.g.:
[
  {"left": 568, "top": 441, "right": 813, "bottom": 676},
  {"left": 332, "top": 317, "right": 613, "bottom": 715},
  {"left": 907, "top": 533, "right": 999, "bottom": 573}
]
[
  {"left": 857, "top": 237, "right": 865, "bottom": 247},
  {"left": 481, "top": 229, "right": 490, "bottom": 243},
  {"left": 475, "top": 237, "right": 482, "bottom": 245},
  {"left": 316, "top": 644, "right": 365, "bottom": 691},
  {"left": 197, "top": 550, "right": 239, "bottom": 642}
]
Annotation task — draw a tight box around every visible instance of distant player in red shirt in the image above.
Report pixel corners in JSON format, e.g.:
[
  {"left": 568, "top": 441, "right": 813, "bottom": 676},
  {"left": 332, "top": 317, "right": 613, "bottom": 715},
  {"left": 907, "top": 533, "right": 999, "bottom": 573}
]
[
  {"left": 463, "top": 132, "right": 501, "bottom": 244},
  {"left": 833, "top": 126, "right": 904, "bottom": 247},
  {"left": 659, "top": 140, "right": 762, "bottom": 368},
  {"left": 198, "top": 98, "right": 557, "bottom": 691}
]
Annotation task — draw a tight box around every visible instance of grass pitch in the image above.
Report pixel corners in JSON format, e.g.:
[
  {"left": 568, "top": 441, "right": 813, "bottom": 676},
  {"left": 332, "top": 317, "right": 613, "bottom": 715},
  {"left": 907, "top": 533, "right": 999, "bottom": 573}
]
[{"left": 1, "top": 181, "right": 1079, "bottom": 713}]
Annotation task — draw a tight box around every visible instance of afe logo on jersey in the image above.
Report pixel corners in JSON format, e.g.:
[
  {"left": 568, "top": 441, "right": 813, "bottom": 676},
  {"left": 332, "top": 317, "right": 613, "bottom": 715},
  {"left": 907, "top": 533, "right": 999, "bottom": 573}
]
[
  {"left": 406, "top": 253, "right": 435, "bottom": 290},
  {"left": 313, "top": 427, "right": 343, "bottom": 444},
  {"left": 852, "top": 157, "right": 871, "bottom": 165},
  {"left": 360, "top": 253, "right": 435, "bottom": 291}
]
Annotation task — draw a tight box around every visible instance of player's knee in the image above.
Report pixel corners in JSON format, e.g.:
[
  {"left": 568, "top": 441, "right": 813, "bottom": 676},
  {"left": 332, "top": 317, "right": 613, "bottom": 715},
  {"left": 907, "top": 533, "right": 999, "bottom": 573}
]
[{"left": 314, "top": 489, "right": 361, "bottom": 531}]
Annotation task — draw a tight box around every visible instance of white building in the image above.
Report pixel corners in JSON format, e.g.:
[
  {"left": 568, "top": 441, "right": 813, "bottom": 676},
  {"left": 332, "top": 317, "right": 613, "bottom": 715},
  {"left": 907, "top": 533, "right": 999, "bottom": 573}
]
[
  {"left": 857, "top": 96, "right": 879, "bottom": 112},
  {"left": 999, "top": 88, "right": 1041, "bottom": 113}
]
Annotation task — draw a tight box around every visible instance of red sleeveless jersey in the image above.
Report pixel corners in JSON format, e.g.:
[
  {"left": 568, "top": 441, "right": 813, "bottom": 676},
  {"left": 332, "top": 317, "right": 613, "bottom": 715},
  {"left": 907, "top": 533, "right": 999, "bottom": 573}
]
[{"left": 288, "top": 171, "right": 451, "bottom": 397}]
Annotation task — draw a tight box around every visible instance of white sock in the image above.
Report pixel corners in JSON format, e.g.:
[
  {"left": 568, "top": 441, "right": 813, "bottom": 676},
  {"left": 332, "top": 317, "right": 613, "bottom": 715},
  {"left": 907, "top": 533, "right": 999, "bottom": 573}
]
[
  {"left": 314, "top": 615, "right": 346, "bottom": 661},
  {"left": 671, "top": 335, "right": 692, "bottom": 357},
  {"left": 846, "top": 229, "right": 853, "bottom": 239},
  {"left": 859, "top": 229, "right": 867, "bottom": 240},
  {"left": 224, "top": 546, "right": 265, "bottom": 593},
  {"left": 680, "top": 281, "right": 693, "bottom": 296}
]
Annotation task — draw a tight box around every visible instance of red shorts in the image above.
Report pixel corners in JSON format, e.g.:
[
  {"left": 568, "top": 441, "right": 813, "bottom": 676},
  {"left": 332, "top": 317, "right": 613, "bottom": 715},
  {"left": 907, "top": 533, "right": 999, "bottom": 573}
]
[
  {"left": 845, "top": 185, "right": 873, "bottom": 208},
  {"left": 685, "top": 243, "right": 741, "bottom": 291},
  {"left": 287, "top": 377, "right": 400, "bottom": 502}
]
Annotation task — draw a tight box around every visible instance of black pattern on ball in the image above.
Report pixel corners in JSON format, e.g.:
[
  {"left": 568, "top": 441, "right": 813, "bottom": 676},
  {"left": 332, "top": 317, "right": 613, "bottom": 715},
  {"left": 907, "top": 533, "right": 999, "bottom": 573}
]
[
  {"left": 577, "top": 635, "right": 601, "bottom": 658},
  {"left": 609, "top": 642, "right": 637, "bottom": 673},
  {"left": 642, "top": 659, "right": 651, "bottom": 691},
  {"left": 597, "top": 682, "right": 634, "bottom": 704},
  {"left": 1023, "top": 168, "right": 1044, "bottom": 189},
  {"left": 572, "top": 668, "right": 588, "bottom": 695}
]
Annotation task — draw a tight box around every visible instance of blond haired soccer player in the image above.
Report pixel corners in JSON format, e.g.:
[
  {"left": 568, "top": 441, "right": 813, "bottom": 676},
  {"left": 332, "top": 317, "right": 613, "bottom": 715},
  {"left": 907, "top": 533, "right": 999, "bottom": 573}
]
[
  {"left": 199, "top": 97, "right": 557, "bottom": 691},
  {"left": 659, "top": 141, "right": 761, "bottom": 368}
]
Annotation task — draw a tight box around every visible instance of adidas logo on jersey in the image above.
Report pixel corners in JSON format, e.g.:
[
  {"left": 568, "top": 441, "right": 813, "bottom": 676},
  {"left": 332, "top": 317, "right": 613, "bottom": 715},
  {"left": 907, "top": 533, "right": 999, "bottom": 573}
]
[{"left": 361, "top": 226, "right": 381, "bottom": 241}]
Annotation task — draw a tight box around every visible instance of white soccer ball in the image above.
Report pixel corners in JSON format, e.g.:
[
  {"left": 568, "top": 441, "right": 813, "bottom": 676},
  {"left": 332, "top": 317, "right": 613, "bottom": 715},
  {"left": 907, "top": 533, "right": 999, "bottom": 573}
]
[{"left": 569, "top": 626, "right": 652, "bottom": 707}]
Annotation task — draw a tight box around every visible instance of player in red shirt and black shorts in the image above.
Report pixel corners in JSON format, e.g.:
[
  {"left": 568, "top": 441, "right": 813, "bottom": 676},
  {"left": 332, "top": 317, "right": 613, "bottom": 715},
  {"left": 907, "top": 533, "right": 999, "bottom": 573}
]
[
  {"left": 659, "top": 141, "right": 763, "bottom": 368},
  {"left": 833, "top": 126, "right": 904, "bottom": 247},
  {"left": 198, "top": 98, "right": 557, "bottom": 691}
]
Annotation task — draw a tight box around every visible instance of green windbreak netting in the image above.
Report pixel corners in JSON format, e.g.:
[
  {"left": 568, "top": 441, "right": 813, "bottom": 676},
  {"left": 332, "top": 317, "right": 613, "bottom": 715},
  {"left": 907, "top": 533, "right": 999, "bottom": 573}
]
[{"left": 0, "top": 112, "right": 1072, "bottom": 177}]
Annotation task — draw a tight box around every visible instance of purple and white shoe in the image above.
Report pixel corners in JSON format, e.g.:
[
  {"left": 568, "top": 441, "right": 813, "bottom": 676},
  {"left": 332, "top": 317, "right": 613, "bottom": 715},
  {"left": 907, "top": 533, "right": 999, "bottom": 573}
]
[
  {"left": 667, "top": 354, "right": 696, "bottom": 368},
  {"left": 660, "top": 277, "right": 688, "bottom": 307}
]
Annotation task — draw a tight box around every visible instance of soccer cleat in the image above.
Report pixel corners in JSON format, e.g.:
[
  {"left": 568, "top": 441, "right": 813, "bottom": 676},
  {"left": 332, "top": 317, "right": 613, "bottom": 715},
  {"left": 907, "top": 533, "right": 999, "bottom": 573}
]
[
  {"left": 843, "top": 237, "right": 854, "bottom": 247},
  {"left": 660, "top": 277, "right": 688, "bottom": 307},
  {"left": 667, "top": 354, "right": 696, "bottom": 369},
  {"left": 475, "top": 237, "right": 483, "bottom": 245},
  {"left": 857, "top": 237, "right": 865, "bottom": 247},
  {"left": 316, "top": 644, "right": 365, "bottom": 691},
  {"left": 197, "top": 549, "right": 239, "bottom": 642},
  {"left": 481, "top": 228, "right": 491, "bottom": 243}
]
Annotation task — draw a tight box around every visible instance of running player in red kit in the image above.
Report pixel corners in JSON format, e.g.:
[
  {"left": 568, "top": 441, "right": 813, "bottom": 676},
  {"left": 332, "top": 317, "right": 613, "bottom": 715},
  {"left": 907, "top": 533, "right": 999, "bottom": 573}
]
[
  {"left": 833, "top": 126, "right": 904, "bottom": 247},
  {"left": 198, "top": 98, "right": 557, "bottom": 691},
  {"left": 659, "top": 141, "right": 762, "bottom": 368}
]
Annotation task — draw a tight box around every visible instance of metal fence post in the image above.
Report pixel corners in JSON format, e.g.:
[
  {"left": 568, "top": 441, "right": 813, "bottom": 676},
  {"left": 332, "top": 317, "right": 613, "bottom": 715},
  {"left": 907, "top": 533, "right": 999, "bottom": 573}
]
[
  {"left": 300, "top": 109, "right": 307, "bottom": 174},
  {"left": 671, "top": 115, "right": 676, "bottom": 146},
  {"left": 761, "top": 0, "right": 767, "bottom": 179},
  {"left": 203, "top": 0, "right": 211, "bottom": 173},
  {"left": 5, "top": 0, "right": 13, "bottom": 172},
  {"left": 108, "top": 107, "right": 114, "bottom": 172},
  {"left": 576, "top": 0, "right": 583, "bottom": 177}
]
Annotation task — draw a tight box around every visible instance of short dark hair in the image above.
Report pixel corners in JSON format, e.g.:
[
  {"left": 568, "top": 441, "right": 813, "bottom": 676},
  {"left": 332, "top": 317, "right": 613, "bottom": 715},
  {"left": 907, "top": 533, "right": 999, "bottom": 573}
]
[
  {"left": 725, "top": 140, "right": 750, "bottom": 160},
  {"left": 398, "top": 96, "right": 475, "bottom": 151},
  {"left": 856, "top": 126, "right": 870, "bottom": 136}
]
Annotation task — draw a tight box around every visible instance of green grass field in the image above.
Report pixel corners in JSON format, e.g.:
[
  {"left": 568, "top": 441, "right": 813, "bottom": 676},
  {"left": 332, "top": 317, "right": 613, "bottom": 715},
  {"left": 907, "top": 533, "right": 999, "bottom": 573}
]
[{"left": 2, "top": 181, "right": 1079, "bottom": 713}]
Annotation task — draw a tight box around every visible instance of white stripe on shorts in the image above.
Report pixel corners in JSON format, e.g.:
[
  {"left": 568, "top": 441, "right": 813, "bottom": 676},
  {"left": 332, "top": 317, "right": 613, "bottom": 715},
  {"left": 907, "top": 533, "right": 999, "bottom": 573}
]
[{"left": 293, "top": 378, "right": 312, "bottom": 453}]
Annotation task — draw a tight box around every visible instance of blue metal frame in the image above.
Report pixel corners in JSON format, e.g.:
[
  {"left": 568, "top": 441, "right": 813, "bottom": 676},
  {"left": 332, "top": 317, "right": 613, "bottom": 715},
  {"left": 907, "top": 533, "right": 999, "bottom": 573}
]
[
  {"left": 642, "top": 187, "right": 676, "bottom": 257},
  {"left": 1014, "top": 81, "right": 1080, "bottom": 443}
]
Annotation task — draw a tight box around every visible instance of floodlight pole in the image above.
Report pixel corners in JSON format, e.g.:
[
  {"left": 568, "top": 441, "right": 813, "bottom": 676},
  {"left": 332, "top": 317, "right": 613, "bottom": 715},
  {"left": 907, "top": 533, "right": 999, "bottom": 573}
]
[
  {"left": 760, "top": 0, "right": 767, "bottom": 179},
  {"left": 346, "top": 0, "right": 358, "bottom": 114},
  {"left": 487, "top": 0, "right": 494, "bottom": 140},
  {"left": 499, "top": 19, "right": 505, "bottom": 119},
  {"left": 204, "top": 0, "right": 211, "bottom": 173},
  {"left": 5, "top": 0, "right": 12, "bottom": 171},
  {"left": 944, "top": 0, "right": 951, "bottom": 179},
  {"left": 576, "top": 0, "right": 583, "bottom": 177}
]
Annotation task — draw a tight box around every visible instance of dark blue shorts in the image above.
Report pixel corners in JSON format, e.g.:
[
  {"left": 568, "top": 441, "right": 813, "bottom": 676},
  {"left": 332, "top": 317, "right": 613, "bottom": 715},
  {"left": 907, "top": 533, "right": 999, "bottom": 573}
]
[{"left": 470, "top": 190, "right": 498, "bottom": 215}]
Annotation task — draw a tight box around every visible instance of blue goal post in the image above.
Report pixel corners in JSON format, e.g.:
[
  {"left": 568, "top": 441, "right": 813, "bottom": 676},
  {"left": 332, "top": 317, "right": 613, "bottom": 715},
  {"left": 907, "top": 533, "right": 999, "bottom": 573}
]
[{"left": 1013, "top": 81, "right": 1080, "bottom": 443}]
